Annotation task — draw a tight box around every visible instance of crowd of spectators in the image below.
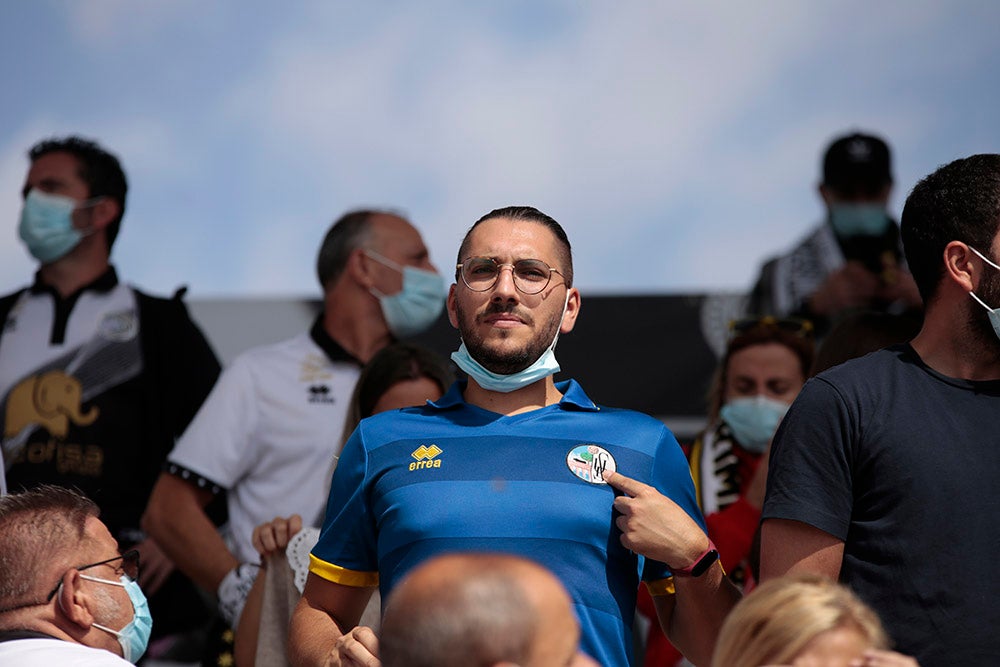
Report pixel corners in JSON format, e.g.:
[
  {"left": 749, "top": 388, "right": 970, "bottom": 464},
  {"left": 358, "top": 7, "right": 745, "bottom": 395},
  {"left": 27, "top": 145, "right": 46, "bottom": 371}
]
[{"left": 3, "top": 131, "right": 999, "bottom": 667}]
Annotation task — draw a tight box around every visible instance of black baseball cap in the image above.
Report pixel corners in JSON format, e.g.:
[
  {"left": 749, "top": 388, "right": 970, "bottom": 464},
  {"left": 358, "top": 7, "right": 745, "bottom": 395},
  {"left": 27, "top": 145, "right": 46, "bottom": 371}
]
[{"left": 822, "top": 132, "right": 893, "bottom": 195}]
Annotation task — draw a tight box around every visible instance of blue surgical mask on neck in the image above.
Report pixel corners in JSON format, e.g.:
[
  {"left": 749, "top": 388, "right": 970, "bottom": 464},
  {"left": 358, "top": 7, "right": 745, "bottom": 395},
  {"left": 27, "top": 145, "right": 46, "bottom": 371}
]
[
  {"left": 18, "top": 189, "right": 97, "bottom": 263},
  {"left": 719, "top": 395, "right": 791, "bottom": 453},
  {"left": 829, "top": 203, "right": 890, "bottom": 238},
  {"left": 80, "top": 574, "right": 152, "bottom": 664},
  {"left": 366, "top": 249, "right": 445, "bottom": 337},
  {"left": 451, "top": 294, "right": 568, "bottom": 393},
  {"left": 968, "top": 246, "right": 1000, "bottom": 342}
]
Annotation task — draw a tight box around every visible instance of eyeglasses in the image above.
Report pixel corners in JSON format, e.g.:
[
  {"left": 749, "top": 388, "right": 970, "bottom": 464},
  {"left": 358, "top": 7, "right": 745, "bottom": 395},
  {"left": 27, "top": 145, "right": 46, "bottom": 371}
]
[
  {"left": 728, "top": 316, "right": 815, "bottom": 339},
  {"left": 0, "top": 549, "right": 141, "bottom": 615},
  {"left": 456, "top": 257, "right": 563, "bottom": 295},
  {"left": 44, "top": 549, "right": 141, "bottom": 601}
]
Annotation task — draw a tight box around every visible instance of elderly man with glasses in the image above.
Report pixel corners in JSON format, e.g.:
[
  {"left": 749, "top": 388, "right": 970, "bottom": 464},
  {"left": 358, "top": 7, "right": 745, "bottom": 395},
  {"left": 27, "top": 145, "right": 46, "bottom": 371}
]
[
  {"left": 289, "top": 206, "right": 740, "bottom": 667},
  {"left": 0, "top": 485, "right": 151, "bottom": 665}
]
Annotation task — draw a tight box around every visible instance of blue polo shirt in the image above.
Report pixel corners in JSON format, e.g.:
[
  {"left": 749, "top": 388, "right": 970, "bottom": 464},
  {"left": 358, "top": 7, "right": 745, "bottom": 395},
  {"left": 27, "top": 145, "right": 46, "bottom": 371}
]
[{"left": 311, "top": 379, "right": 704, "bottom": 667}]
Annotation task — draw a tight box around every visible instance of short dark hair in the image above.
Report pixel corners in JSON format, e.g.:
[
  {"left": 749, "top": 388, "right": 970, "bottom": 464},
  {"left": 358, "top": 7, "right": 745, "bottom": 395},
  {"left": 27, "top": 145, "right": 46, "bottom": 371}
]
[
  {"left": 28, "top": 136, "right": 128, "bottom": 250},
  {"left": 901, "top": 154, "right": 1000, "bottom": 304},
  {"left": 0, "top": 486, "right": 98, "bottom": 610},
  {"left": 316, "top": 210, "right": 378, "bottom": 288},
  {"left": 340, "top": 343, "right": 454, "bottom": 446},
  {"left": 457, "top": 206, "right": 574, "bottom": 287}
]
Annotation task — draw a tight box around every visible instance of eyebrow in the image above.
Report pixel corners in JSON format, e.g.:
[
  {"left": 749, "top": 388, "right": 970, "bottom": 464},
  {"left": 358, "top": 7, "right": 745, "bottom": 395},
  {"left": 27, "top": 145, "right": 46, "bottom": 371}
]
[{"left": 21, "top": 177, "right": 66, "bottom": 199}]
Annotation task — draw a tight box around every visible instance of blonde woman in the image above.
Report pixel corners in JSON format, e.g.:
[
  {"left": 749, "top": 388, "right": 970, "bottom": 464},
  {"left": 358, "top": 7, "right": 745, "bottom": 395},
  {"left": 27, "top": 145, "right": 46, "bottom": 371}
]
[{"left": 713, "top": 575, "right": 918, "bottom": 667}]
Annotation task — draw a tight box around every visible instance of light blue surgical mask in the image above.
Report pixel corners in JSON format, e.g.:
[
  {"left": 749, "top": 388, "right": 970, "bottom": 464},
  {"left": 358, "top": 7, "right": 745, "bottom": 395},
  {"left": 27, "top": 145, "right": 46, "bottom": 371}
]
[
  {"left": 80, "top": 573, "right": 153, "bottom": 664},
  {"left": 451, "top": 294, "right": 568, "bottom": 393},
  {"left": 829, "top": 203, "right": 890, "bottom": 238},
  {"left": 366, "top": 249, "right": 445, "bottom": 337},
  {"left": 719, "top": 395, "right": 791, "bottom": 453},
  {"left": 968, "top": 246, "right": 1000, "bottom": 342},
  {"left": 18, "top": 189, "right": 97, "bottom": 263}
]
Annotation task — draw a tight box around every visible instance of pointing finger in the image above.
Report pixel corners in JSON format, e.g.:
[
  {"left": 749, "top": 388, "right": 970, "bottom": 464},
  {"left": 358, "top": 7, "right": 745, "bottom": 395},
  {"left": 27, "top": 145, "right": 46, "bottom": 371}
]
[{"left": 603, "top": 470, "right": 649, "bottom": 497}]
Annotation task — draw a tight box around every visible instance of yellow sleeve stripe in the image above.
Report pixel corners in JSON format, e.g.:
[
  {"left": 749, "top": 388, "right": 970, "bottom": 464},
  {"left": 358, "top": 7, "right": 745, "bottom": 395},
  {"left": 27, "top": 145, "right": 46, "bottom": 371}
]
[
  {"left": 308, "top": 554, "right": 379, "bottom": 587},
  {"left": 644, "top": 576, "right": 676, "bottom": 596}
]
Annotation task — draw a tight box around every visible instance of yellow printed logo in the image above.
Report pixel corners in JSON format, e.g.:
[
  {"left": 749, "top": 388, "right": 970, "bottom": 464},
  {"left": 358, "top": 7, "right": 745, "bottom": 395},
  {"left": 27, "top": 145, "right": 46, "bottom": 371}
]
[
  {"left": 409, "top": 444, "right": 443, "bottom": 471},
  {"left": 5, "top": 371, "right": 99, "bottom": 439}
]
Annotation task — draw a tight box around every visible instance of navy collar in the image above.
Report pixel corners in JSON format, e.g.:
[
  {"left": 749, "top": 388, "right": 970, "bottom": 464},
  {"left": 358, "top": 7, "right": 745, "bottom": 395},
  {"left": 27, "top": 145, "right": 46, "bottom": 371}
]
[
  {"left": 27, "top": 266, "right": 120, "bottom": 345},
  {"left": 29, "top": 265, "right": 118, "bottom": 298},
  {"left": 429, "top": 378, "right": 600, "bottom": 412},
  {"left": 309, "top": 315, "right": 363, "bottom": 366}
]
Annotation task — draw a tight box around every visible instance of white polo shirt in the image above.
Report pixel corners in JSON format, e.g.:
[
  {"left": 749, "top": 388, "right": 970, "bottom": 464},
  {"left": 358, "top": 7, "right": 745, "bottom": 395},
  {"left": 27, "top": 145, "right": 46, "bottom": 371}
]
[
  {"left": 0, "top": 637, "right": 132, "bottom": 666},
  {"left": 168, "top": 319, "right": 361, "bottom": 563}
]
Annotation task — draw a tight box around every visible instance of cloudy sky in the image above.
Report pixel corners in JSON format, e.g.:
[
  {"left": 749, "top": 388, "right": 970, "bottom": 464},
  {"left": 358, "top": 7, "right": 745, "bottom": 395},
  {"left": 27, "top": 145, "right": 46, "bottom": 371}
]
[{"left": 1, "top": 1, "right": 997, "bottom": 299}]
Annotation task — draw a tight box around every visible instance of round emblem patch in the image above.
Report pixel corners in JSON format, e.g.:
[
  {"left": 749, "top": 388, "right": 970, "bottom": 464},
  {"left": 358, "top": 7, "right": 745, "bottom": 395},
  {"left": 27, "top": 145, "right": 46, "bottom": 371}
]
[
  {"left": 99, "top": 310, "right": 138, "bottom": 341},
  {"left": 566, "top": 444, "right": 617, "bottom": 484}
]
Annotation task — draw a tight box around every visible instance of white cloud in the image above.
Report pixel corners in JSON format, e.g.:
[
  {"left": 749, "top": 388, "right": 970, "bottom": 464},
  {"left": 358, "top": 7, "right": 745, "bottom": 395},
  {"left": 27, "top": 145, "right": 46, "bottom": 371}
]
[{"left": 3, "top": 0, "right": 997, "bottom": 299}]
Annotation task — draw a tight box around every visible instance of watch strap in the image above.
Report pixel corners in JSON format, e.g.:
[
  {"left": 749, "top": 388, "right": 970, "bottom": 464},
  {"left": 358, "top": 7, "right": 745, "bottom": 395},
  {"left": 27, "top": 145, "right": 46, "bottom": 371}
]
[{"left": 672, "top": 540, "right": 720, "bottom": 577}]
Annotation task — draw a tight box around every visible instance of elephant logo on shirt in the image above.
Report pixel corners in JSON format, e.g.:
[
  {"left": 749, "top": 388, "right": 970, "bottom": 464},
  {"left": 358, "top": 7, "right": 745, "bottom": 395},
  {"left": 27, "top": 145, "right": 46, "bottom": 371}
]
[{"left": 4, "top": 370, "right": 99, "bottom": 440}]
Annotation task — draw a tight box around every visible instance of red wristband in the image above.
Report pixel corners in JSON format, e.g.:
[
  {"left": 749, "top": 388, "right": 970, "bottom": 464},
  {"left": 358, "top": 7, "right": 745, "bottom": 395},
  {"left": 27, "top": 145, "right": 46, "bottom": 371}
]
[{"left": 671, "top": 540, "right": 720, "bottom": 577}]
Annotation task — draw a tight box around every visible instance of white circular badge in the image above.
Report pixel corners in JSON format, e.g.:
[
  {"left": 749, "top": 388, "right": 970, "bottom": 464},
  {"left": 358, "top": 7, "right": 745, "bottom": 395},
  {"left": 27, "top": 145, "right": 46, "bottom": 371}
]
[{"left": 566, "top": 444, "right": 617, "bottom": 484}]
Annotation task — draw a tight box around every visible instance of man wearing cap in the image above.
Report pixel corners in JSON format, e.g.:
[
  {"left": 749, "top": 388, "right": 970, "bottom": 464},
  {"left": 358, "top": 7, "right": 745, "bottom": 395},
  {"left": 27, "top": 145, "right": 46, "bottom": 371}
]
[{"left": 748, "top": 131, "right": 921, "bottom": 332}]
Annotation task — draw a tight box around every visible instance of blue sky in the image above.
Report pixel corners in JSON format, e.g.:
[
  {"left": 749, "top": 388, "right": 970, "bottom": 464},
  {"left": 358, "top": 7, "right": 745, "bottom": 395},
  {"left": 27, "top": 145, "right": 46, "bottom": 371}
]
[{"left": 1, "top": 1, "right": 998, "bottom": 298}]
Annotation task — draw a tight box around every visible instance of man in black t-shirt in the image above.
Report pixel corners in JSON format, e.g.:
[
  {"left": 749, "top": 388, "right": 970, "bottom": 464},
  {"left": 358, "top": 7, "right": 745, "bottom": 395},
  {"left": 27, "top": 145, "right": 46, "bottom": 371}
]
[{"left": 760, "top": 154, "right": 1000, "bottom": 666}]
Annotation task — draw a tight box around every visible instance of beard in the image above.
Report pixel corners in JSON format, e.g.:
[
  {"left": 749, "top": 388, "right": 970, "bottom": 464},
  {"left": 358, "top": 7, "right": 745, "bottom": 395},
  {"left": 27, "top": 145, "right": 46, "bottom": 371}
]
[
  {"left": 969, "top": 267, "right": 1000, "bottom": 349},
  {"left": 455, "top": 299, "right": 562, "bottom": 375}
]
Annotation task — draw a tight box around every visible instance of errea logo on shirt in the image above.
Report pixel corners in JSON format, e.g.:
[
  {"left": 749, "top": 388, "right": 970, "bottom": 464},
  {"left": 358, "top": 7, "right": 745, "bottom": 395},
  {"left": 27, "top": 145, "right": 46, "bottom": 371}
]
[{"left": 409, "top": 444, "right": 442, "bottom": 471}]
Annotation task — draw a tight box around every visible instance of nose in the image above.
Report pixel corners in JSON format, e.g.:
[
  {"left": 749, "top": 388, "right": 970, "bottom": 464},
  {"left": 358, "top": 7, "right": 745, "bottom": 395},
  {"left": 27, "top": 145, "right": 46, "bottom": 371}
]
[{"left": 491, "top": 264, "right": 519, "bottom": 301}]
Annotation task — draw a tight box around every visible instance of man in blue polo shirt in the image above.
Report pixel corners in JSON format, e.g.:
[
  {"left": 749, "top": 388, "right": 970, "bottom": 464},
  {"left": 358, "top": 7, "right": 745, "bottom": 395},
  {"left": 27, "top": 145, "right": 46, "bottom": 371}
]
[{"left": 289, "top": 206, "right": 739, "bottom": 667}]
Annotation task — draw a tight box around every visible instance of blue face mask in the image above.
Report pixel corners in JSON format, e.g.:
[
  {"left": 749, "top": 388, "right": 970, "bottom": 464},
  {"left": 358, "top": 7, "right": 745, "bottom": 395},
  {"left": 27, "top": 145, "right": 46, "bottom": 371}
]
[
  {"left": 829, "top": 203, "right": 890, "bottom": 237},
  {"left": 719, "top": 395, "right": 791, "bottom": 453},
  {"left": 366, "top": 250, "right": 445, "bottom": 337},
  {"left": 19, "top": 189, "right": 95, "bottom": 263},
  {"left": 451, "top": 294, "right": 567, "bottom": 393},
  {"left": 81, "top": 574, "right": 153, "bottom": 664}
]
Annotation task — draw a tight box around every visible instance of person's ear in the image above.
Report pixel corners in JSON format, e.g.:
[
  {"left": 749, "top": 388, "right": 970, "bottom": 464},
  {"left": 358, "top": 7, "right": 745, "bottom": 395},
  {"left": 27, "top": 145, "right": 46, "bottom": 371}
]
[
  {"left": 818, "top": 183, "right": 834, "bottom": 207},
  {"left": 56, "top": 569, "right": 96, "bottom": 630},
  {"left": 560, "top": 288, "right": 581, "bottom": 334},
  {"left": 943, "top": 241, "right": 978, "bottom": 293},
  {"left": 88, "top": 197, "right": 119, "bottom": 232},
  {"left": 345, "top": 248, "right": 377, "bottom": 289},
  {"left": 446, "top": 283, "right": 460, "bottom": 329}
]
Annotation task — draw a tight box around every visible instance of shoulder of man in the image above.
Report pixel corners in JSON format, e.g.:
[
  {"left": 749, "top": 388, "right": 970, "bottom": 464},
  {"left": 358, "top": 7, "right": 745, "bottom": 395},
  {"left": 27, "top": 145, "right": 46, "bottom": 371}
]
[
  {"left": 811, "top": 345, "right": 904, "bottom": 386},
  {"left": 0, "top": 287, "right": 27, "bottom": 324},
  {"left": 132, "top": 284, "right": 192, "bottom": 316}
]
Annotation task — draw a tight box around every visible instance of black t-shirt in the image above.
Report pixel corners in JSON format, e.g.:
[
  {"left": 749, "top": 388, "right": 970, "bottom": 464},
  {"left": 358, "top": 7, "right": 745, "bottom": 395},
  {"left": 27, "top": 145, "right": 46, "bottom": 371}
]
[{"left": 763, "top": 344, "right": 1000, "bottom": 666}]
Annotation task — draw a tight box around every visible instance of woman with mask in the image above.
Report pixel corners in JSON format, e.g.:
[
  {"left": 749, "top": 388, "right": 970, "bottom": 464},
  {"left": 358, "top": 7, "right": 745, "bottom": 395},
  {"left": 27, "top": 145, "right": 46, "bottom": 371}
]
[{"left": 639, "top": 317, "right": 814, "bottom": 667}]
